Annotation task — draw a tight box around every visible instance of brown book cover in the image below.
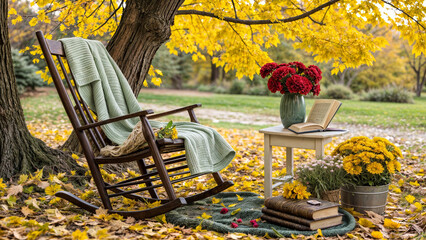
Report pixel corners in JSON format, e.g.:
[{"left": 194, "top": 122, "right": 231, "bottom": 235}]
[
  {"left": 261, "top": 214, "right": 311, "bottom": 231},
  {"left": 262, "top": 208, "right": 343, "bottom": 230},
  {"left": 264, "top": 196, "right": 339, "bottom": 220}
]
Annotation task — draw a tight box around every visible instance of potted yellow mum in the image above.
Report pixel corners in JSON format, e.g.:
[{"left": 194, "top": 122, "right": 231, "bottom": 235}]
[{"left": 332, "top": 136, "right": 402, "bottom": 214}]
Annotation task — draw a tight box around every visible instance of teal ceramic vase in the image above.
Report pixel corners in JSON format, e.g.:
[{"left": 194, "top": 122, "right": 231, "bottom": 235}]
[{"left": 280, "top": 94, "right": 306, "bottom": 128}]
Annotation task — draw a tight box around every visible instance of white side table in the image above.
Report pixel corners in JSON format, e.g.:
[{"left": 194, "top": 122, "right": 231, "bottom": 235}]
[{"left": 259, "top": 125, "right": 348, "bottom": 198}]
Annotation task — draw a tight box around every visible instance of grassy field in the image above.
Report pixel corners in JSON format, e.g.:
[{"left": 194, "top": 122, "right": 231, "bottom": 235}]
[
  {"left": 20, "top": 89, "right": 426, "bottom": 130},
  {"left": 138, "top": 91, "right": 426, "bottom": 130}
]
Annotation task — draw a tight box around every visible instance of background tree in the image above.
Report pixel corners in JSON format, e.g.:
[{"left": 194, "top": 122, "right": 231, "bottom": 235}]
[
  {"left": 11, "top": 48, "right": 45, "bottom": 94},
  {"left": 3, "top": 0, "right": 426, "bottom": 174},
  {"left": 0, "top": 0, "right": 83, "bottom": 178},
  {"left": 403, "top": 44, "right": 426, "bottom": 97},
  {"left": 17, "top": 0, "right": 425, "bottom": 94}
]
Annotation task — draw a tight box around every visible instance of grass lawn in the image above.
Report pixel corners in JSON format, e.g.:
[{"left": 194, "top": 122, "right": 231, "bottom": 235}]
[
  {"left": 138, "top": 91, "right": 426, "bottom": 130},
  {"left": 20, "top": 88, "right": 426, "bottom": 130}
]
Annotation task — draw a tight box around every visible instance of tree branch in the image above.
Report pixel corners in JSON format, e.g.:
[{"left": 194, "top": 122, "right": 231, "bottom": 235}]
[
  {"left": 231, "top": 0, "right": 238, "bottom": 19},
  {"left": 92, "top": 0, "right": 123, "bottom": 33},
  {"left": 176, "top": 0, "right": 341, "bottom": 25},
  {"left": 289, "top": 0, "right": 325, "bottom": 25},
  {"left": 380, "top": 0, "right": 426, "bottom": 30}
]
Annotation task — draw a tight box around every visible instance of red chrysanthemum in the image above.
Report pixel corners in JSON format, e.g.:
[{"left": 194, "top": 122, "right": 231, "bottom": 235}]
[
  {"left": 271, "top": 66, "right": 296, "bottom": 81},
  {"left": 305, "top": 65, "right": 322, "bottom": 84},
  {"left": 260, "top": 62, "right": 278, "bottom": 78},
  {"left": 286, "top": 75, "right": 312, "bottom": 95},
  {"left": 308, "top": 65, "right": 322, "bottom": 75},
  {"left": 288, "top": 61, "right": 307, "bottom": 72},
  {"left": 267, "top": 78, "right": 282, "bottom": 93},
  {"left": 313, "top": 84, "right": 321, "bottom": 96}
]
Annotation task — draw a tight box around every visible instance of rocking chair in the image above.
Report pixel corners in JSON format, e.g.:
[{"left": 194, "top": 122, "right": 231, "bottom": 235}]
[{"left": 36, "top": 31, "right": 234, "bottom": 219}]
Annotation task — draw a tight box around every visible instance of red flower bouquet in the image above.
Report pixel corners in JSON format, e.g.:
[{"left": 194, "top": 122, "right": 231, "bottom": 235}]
[{"left": 260, "top": 62, "right": 322, "bottom": 96}]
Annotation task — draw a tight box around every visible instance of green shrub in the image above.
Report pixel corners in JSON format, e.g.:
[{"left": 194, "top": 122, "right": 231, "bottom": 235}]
[
  {"left": 12, "top": 49, "right": 44, "bottom": 94},
  {"left": 321, "top": 84, "right": 354, "bottom": 99},
  {"left": 361, "top": 87, "right": 414, "bottom": 103},
  {"left": 213, "top": 86, "right": 228, "bottom": 94},
  {"left": 197, "top": 84, "right": 214, "bottom": 92},
  {"left": 229, "top": 80, "right": 245, "bottom": 94},
  {"left": 245, "top": 85, "right": 269, "bottom": 96}
]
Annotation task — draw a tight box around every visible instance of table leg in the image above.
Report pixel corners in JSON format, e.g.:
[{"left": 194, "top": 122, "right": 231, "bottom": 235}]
[
  {"left": 315, "top": 139, "right": 325, "bottom": 159},
  {"left": 286, "top": 147, "right": 294, "bottom": 180},
  {"left": 264, "top": 134, "right": 272, "bottom": 198}
]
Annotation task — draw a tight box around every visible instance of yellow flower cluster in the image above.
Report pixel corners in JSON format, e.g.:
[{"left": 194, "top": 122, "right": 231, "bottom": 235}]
[
  {"left": 282, "top": 181, "right": 311, "bottom": 200},
  {"left": 333, "top": 136, "right": 402, "bottom": 184}
]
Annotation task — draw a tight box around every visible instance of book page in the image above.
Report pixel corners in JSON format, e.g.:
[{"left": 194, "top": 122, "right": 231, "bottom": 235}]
[{"left": 306, "top": 102, "right": 332, "bottom": 125}]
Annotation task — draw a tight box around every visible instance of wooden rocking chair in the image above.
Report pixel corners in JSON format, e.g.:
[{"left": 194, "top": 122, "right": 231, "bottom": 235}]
[{"left": 36, "top": 31, "right": 234, "bottom": 219}]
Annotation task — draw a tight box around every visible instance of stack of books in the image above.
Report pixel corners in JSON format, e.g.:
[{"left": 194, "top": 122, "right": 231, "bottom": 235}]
[{"left": 261, "top": 196, "right": 343, "bottom": 231}]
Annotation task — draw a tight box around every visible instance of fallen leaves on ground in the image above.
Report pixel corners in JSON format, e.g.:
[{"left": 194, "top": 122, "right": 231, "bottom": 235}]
[{"left": 0, "top": 122, "right": 424, "bottom": 240}]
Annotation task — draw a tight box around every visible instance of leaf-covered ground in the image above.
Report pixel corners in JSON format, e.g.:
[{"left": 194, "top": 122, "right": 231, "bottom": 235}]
[{"left": 1, "top": 92, "right": 425, "bottom": 239}]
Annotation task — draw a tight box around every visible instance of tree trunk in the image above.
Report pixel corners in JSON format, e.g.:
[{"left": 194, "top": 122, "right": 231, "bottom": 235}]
[
  {"left": 171, "top": 75, "right": 183, "bottom": 89},
  {"left": 107, "top": 0, "right": 185, "bottom": 96},
  {"left": 0, "top": 0, "right": 84, "bottom": 179},
  {"left": 211, "top": 61, "right": 220, "bottom": 84}
]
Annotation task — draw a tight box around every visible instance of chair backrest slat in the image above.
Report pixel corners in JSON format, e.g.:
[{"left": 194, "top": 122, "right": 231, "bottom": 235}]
[
  {"left": 56, "top": 56, "right": 105, "bottom": 150},
  {"left": 46, "top": 39, "right": 65, "bottom": 56},
  {"left": 36, "top": 32, "right": 106, "bottom": 153}
]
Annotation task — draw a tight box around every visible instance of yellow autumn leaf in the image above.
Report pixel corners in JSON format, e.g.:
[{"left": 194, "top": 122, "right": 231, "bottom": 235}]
[
  {"left": 71, "top": 154, "right": 79, "bottom": 160},
  {"left": 96, "top": 229, "right": 109, "bottom": 239},
  {"left": 29, "top": 17, "right": 38, "bottom": 27},
  {"left": 236, "top": 194, "right": 243, "bottom": 201},
  {"left": 405, "top": 195, "right": 415, "bottom": 204},
  {"left": 358, "top": 218, "right": 375, "bottom": 228},
  {"left": 11, "top": 15, "right": 23, "bottom": 25},
  {"left": 212, "top": 197, "right": 221, "bottom": 204},
  {"left": 228, "top": 203, "right": 237, "bottom": 208},
  {"left": 8, "top": 7, "right": 17, "bottom": 15},
  {"left": 71, "top": 229, "right": 89, "bottom": 240},
  {"left": 231, "top": 208, "right": 241, "bottom": 215},
  {"left": 129, "top": 223, "right": 146, "bottom": 231},
  {"left": 151, "top": 77, "right": 162, "bottom": 86},
  {"left": 198, "top": 212, "right": 212, "bottom": 219},
  {"left": 45, "top": 184, "right": 62, "bottom": 196}
]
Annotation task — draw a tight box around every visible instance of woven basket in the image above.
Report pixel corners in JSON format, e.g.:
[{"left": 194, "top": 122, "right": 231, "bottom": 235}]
[{"left": 321, "top": 189, "right": 340, "bottom": 203}]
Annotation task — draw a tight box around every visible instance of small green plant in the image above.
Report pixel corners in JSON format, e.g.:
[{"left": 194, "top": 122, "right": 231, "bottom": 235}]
[
  {"left": 156, "top": 121, "right": 177, "bottom": 139},
  {"left": 321, "top": 84, "right": 354, "bottom": 99},
  {"left": 361, "top": 87, "right": 414, "bottom": 103},
  {"left": 295, "top": 155, "right": 348, "bottom": 198}
]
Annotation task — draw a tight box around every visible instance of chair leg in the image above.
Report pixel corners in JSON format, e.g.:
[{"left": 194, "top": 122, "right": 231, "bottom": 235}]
[
  {"left": 140, "top": 117, "right": 177, "bottom": 201},
  {"left": 88, "top": 160, "right": 113, "bottom": 210},
  {"left": 136, "top": 158, "right": 159, "bottom": 199},
  {"left": 212, "top": 172, "right": 225, "bottom": 185}
]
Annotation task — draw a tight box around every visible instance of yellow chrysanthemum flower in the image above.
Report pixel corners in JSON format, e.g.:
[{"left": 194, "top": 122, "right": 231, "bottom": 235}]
[
  {"left": 282, "top": 181, "right": 310, "bottom": 200},
  {"left": 387, "top": 161, "right": 395, "bottom": 174},
  {"left": 366, "top": 162, "right": 384, "bottom": 174}
]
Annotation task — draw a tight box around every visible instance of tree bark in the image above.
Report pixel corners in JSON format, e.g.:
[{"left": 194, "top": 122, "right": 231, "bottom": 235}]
[
  {"left": 107, "top": 0, "right": 185, "bottom": 96},
  {"left": 0, "top": 0, "right": 84, "bottom": 179}
]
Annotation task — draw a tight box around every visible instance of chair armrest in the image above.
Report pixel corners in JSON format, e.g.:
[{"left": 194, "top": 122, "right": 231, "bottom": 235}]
[
  {"left": 76, "top": 109, "right": 154, "bottom": 131},
  {"left": 147, "top": 104, "right": 202, "bottom": 120}
]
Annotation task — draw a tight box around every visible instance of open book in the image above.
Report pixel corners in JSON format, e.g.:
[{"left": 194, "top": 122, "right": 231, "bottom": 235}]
[{"left": 288, "top": 99, "right": 342, "bottom": 134}]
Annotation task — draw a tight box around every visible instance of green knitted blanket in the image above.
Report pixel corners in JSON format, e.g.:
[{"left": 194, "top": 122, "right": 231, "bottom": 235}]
[
  {"left": 166, "top": 192, "right": 356, "bottom": 238},
  {"left": 60, "top": 38, "right": 235, "bottom": 174}
]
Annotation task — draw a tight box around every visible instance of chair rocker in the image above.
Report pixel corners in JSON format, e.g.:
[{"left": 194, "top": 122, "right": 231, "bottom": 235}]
[{"left": 36, "top": 31, "right": 234, "bottom": 219}]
